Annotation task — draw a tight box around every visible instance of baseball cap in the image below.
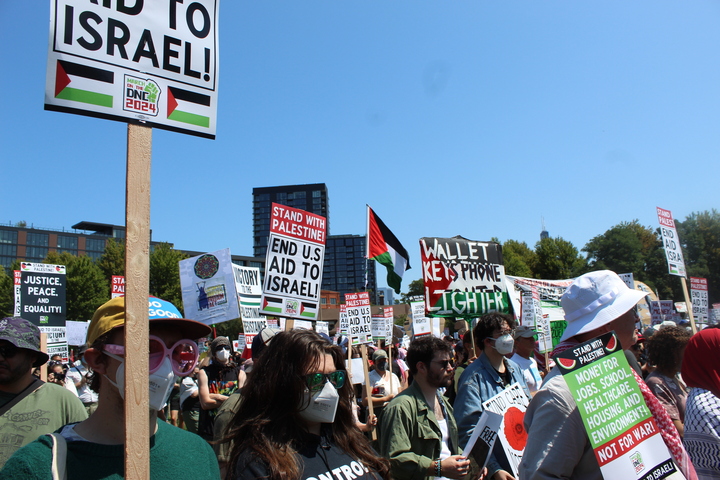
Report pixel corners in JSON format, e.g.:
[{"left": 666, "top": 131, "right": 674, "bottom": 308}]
[
  {"left": 86, "top": 296, "right": 211, "bottom": 346},
  {"left": 513, "top": 325, "right": 538, "bottom": 340},
  {"left": 560, "top": 270, "right": 646, "bottom": 342},
  {"left": 251, "top": 327, "right": 279, "bottom": 360},
  {"left": 372, "top": 349, "right": 388, "bottom": 362},
  {"left": 0, "top": 317, "right": 49, "bottom": 367}
]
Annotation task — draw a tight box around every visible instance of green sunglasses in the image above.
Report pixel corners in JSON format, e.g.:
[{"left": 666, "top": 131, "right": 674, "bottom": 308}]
[{"left": 305, "top": 371, "right": 347, "bottom": 392}]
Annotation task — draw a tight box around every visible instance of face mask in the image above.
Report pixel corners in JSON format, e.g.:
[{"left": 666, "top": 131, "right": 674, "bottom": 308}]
[
  {"left": 215, "top": 348, "right": 231, "bottom": 363},
  {"left": 376, "top": 360, "right": 387, "bottom": 371},
  {"left": 488, "top": 334, "right": 514, "bottom": 356},
  {"left": 104, "top": 354, "right": 175, "bottom": 411},
  {"left": 298, "top": 380, "right": 339, "bottom": 424}
]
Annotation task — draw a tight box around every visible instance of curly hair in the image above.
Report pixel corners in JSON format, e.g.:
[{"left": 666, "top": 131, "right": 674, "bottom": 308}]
[
  {"left": 406, "top": 336, "right": 452, "bottom": 376},
  {"left": 647, "top": 325, "right": 691, "bottom": 373},
  {"left": 473, "top": 312, "right": 516, "bottom": 351},
  {"left": 223, "top": 329, "right": 390, "bottom": 480}
]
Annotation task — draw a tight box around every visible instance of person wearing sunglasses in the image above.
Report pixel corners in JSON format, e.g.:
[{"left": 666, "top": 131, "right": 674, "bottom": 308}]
[
  {"left": 0, "top": 296, "right": 221, "bottom": 480},
  {"left": 454, "top": 313, "right": 530, "bottom": 480},
  {"left": 197, "top": 335, "right": 247, "bottom": 441},
  {"left": 0, "top": 317, "right": 87, "bottom": 469},
  {"left": 223, "top": 329, "right": 390, "bottom": 480}
]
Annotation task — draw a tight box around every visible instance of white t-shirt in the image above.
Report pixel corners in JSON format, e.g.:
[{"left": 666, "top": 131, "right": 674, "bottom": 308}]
[
  {"left": 368, "top": 369, "right": 401, "bottom": 405},
  {"left": 510, "top": 353, "right": 543, "bottom": 394},
  {"left": 66, "top": 363, "right": 99, "bottom": 403}
]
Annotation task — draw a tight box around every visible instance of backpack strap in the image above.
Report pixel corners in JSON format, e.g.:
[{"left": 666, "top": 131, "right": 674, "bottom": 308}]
[
  {"left": 0, "top": 378, "right": 44, "bottom": 416},
  {"left": 48, "top": 433, "right": 68, "bottom": 480}
]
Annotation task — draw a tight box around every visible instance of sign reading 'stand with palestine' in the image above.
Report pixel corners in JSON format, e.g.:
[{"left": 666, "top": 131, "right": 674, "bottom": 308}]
[
  {"left": 420, "top": 236, "right": 508, "bottom": 318},
  {"left": 345, "top": 292, "right": 372, "bottom": 345},
  {"left": 261, "top": 203, "right": 326, "bottom": 320},
  {"left": 690, "top": 277, "right": 709, "bottom": 324},
  {"left": 555, "top": 332, "right": 685, "bottom": 480},
  {"left": 46, "top": 0, "right": 219, "bottom": 139}
]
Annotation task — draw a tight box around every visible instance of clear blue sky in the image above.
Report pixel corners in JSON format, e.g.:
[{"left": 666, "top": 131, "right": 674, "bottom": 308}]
[{"left": 2, "top": 1, "right": 718, "bottom": 291}]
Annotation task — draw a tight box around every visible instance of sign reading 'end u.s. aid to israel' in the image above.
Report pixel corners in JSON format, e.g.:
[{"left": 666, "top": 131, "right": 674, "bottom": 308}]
[{"left": 45, "top": 0, "right": 219, "bottom": 139}]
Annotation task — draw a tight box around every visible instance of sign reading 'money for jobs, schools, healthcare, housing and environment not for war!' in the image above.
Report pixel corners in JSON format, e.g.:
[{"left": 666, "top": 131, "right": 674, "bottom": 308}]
[
  {"left": 555, "top": 332, "right": 685, "bottom": 480},
  {"left": 46, "top": 0, "right": 219, "bottom": 138},
  {"left": 261, "top": 203, "right": 326, "bottom": 321}
]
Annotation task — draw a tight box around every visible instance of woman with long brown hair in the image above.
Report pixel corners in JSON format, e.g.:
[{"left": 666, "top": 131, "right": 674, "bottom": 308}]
[{"left": 223, "top": 329, "right": 390, "bottom": 480}]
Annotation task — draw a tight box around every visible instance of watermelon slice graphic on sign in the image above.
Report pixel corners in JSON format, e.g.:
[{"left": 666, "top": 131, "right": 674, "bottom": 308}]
[
  {"left": 605, "top": 335, "right": 618, "bottom": 353},
  {"left": 557, "top": 357, "right": 576, "bottom": 370}
]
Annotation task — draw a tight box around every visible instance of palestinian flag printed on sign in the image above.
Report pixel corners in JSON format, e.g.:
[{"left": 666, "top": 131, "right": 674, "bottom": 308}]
[
  {"left": 367, "top": 206, "right": 410, "bottom": 294},
  {"left": 420, "top": 236, "right": 509, "bottom": 318}
]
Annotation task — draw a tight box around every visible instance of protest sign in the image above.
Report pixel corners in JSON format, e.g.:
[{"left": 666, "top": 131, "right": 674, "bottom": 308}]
[
  {"left": 650, "top": 301, "right": 675, "bottom": 325},
  {"left": 346, "top": 357, "right": 366, "bottom": 385},
  {"left": 410, "top": 301, "right": 431, "bottom": 337},
  {"left": 711, "top": 308, "right": 720, "bottom": 325},
  {"left": 462, "top": 410, "right": 503, "bottom": 475},
  {"left": 482, "top": 383, "right": 531, "bottom": 478},
  {"left": 338, "top": 305, "right": 349, "bottom": 336},
  {"left": 232, "top": 265, "right": 264, "bottom": 321},
  {"left": 556, "top": 332, "right": 685, "bottom": 480},
  {"left": 674, "top": 303, "right": 687, "bottom": 313},
  {"left": 420, "top": 237, "right": 509, "bottom": 317},
  {"left": 180, "top": 249, "right": 240, "bottom": 326},
  {"left": 292, "top": 319, "right": 313, "bottom": 330},
  {"left": 372, "top": 314, "right": 388, "bottom": 342},
  {"left": 345, "top": 292, "right": 372, "bottom": 345},
  {"left": 432, "top": 318, "right": 443, "bottom": 338},
  {"left": 690, "top": 277, "right": 708, "bottom": 324},
  {"left": 242, "top": 319, "right": 268, "bottom": 350},
  {"left": 66, "top": 320, "right": 89, "bottom": 346},
  {"left": 46, "top": 0, "right": 219, "bottom": 138},
  {"left": 619, "top": 273, "right": 635, "bottom": 290},
  {"left": 261, "top": 203, "right": 326, "bottom": 320},
  {"left": 111, "top": 275, "right": 125, "bottom": 298},
  {"left": 656, "top": 208, "right": 686, "bottom": 277},
  {"left": 383, "top": 307, "right": 394, "bottom": 342},
  {"left": 315, "top": 321, "right": 329, "bottom": 336},
  {"left": 13, "top": 270, "right": 21, "bottom": 316},
  {"left": 508, "top": 276, "right": 573, "bottom": 349},
  {"left": 19, "top": 262, "right": 67, "bottom": 327}
]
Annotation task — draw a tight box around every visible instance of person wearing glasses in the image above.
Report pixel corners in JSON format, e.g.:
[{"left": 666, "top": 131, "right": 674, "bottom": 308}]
[
  {"left": 0, "top": 317, "right": 86, "bottom": 468},
  {"left": 198, "top": 336, "right": 247, "bottom": 440},
  {"left": 0, "top": 296, "right": 221, "bottom": 479},
  {"left": 379, "top": 335, "right": 473, "bottom": 480},
  {"left": 454, "top": 313, "right": 530, "bottom": 480},
  {"left": 223, "top": 329, "right": 390, "bottom": 480}
]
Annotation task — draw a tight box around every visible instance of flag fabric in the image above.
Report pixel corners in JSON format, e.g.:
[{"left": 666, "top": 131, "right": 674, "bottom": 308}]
[{"left": 367, "top": 206, "right": 410, "bottom": 294}]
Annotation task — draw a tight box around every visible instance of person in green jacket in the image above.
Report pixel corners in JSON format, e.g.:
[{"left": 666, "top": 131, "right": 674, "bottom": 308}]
[
  {"left": 0, "top": 296, "right": 221, "bottom": 480},
  {"left": 379, "top": 336, "right": 475, "bottom": 480}
]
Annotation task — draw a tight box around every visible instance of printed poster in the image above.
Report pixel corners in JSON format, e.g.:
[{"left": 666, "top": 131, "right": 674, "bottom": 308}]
[
  {"left": 690, "top": 277, "right": 708, "bottom": 324},
  {"left": 111, "top": 275, "right": 125, "bottom": 299},
  {"left": 482, "top": 383, "right": 531, "bottom": 478},
  {"left": 410, "top": 300, "right": 431, "bottom": 337},
  {"left": 19, "top": 262, "right": 67, "bottom": 327},
  {"left": 261, "top": 203, "right": 326, "bottom": 320},
  {"left": 555, "top": 332, "right": 685, "bottom": 480},
  {"left": 345, "top": 292, "right": 372, "bottom": 345},
  {"left": 338, "top": 305, "right": 349, "bottom": 336},
  {"left": 420, "top": 236, "right": 509, "bottom": 317},
  {"left": 657, "top": 208, "right": 686, "bottom": 277},
  {"left": 180, "top": 248, "right": 240, "bottom": 326}
]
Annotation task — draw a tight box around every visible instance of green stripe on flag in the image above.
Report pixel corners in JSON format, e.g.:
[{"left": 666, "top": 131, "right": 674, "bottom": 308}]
[
  {"left": 168, "top": 110, "right": 210, "bottom": 127},
  {"left": 264, "top": 306, "right": 281, "bottom": 313},
  {"left": 300, "top": 311, "right": 317, "bottom": 318},
  {"left": 373, "top": 251, "right": 403, "bottom": 293},
  {"left": 56, "top": 87, "right": 113, "bottom": 108}
]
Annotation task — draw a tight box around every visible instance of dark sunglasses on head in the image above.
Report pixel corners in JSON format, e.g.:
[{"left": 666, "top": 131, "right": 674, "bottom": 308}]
[
  {"left": 304, "top": 371, "right": 346, "bottom": 393},
  {"left": 0, "top": 344, "right": 19, "bottom": 358}
]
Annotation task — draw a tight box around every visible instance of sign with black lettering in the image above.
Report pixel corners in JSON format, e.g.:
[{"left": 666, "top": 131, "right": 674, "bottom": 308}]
[
  {"left": 420, "top": 236, "right": 509, "bottom": 317},
  {"left": 482, "top": 383, "right": 531, "bottom": 478},
  {"left": 345, "top": 292, "right": 372, "bottom": 345},
  {"left": 556, "top": 332, "right": 685, "bottom": 480},
  {"left": 656, "top": 207, "right": 686, "bottom": 277},
  {"left": 46, "top": 0, "right": 219, "bottom": 139},
  {"left": 690, "top": 277, "right": 709, "bottom": 324},
  {"left": 261, "top": 203, "right": 326, "bottom": 320},
  {"left": 19, "top": 262, "right": 67, "bottom": 327}
]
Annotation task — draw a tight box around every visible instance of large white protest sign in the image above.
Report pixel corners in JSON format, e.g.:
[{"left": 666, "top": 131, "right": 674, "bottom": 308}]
[
  {"left": 690, "top": 277, "right": 709, "bottom": 324},
  {"left": 338, "top": 305, "right": 349, "bottom": 336},
  {"left": 261, "top": 203, "right": 326, "bottom": 320},
  {"left": 657, "top": 208, "right": 686, "bottom": 277},
  {"left": 66, "top": 320, "right": 90, "bottom": 346},
  {"left": 345, "top": 292, "right": 372, "bottom": 345},
  {"left": 180, "top": 249, "right": 240, "bottom": 326},
  {"left": 410, "top": 301, "right": 431, "bottom": 337},
  {"left": 315, "top": 321, "right": 329, "bottom": 336},
  {"left": 233, "top": 265, "right": 264, "bottom": 321},
  {"left": 46, "top": 0, "right": 219, "bottom": 138},
  {"left": 482, "top": 383, "right": 531, "bottom": 478}
]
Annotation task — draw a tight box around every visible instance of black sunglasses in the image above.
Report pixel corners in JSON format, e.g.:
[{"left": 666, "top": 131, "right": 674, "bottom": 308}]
[{"left": 0, "top": 344, "right": 19, "bottom": 359}]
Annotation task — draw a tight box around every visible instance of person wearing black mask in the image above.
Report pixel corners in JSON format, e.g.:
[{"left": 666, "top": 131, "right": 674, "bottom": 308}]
[{"left": 362, "top": 349, "right": 401, "bottom": 434}]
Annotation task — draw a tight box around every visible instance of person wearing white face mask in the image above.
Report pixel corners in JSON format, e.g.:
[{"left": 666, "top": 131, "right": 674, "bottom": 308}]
[
  {"left": 197, "top": 336, "right": 246, "bottom": 440},
  {"left": 453, "top": 313, "right": 531, "bottom": 480},
  {"left": 222, "top": 329, "right": 391, "bottom": 480},
  {"left": 0, "top": 295, "right": 221, "bottom": 480}
]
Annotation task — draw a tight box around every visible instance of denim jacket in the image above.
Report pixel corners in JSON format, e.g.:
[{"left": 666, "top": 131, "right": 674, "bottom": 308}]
[{"left": 453, "top": 353, "right": 530, "bottom": 478}]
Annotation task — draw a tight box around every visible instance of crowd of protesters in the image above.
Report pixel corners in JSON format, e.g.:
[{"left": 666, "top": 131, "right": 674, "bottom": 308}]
[{"left": 0, "top": 269, "right": 719, "bottom": 479}]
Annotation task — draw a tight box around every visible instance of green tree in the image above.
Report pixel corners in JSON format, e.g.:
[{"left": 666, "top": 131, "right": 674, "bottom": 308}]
[
  {"left": 44, "top": 251, "right": 109, "bottom": 321},
  {"left": 0, "top": 268, "right": 13, "bottom": 316},
  {"left": 534, "top": 237, "right": 587, "bottom": 279},
  {"left": 149, "top": 243, "right": 188, "bottom": 311},
  {"left": 96, "top": 238, "right": 125, "bottom": 281},
  {"left": 502, "top": 239, "right": 537, "bottom": 277},
  {"left": 400, "top": 279, "right": 424, "bottom": 304},
  {"left": 677, "top": 209, "right": 720, "bottom": 304}
]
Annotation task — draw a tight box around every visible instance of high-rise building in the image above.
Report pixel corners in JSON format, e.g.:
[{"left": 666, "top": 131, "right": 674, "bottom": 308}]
[
  {"left": 377, "top": 287, "right": 395, "bottom": 306},
  {"left": 252, "top": 183, "right": 329, "bottom": 258},
  {"left": 322, "top": 234, "right": 378, "bottom": 304}
]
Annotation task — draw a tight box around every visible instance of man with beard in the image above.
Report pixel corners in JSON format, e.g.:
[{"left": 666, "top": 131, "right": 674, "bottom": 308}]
[
  {"left": 379, "top": 336, "right": 471, "bottom": 480},
  {"left": 0, "top": 317, "right": 86, "bottom": 467}
]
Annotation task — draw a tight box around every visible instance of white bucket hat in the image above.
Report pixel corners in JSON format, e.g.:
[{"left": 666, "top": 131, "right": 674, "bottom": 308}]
[{"left": 560, "top": 270, "right": 646, "bottom": 342}]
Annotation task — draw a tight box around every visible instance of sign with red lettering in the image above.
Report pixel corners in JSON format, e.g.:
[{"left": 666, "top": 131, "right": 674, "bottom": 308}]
[
  {"left": 690, "top": 277, "right": 709, "bottom": 323},
  {"left": 261, "top": 203, "right": 326, "bottom": 320},
  {"left": 656, "top": 207, "right": 686, "bottom": 277},
  {"left": 46, "top": 0, "right": 219, "bottom": 138}
]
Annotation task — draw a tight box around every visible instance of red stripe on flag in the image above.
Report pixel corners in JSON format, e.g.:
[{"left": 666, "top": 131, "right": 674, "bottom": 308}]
[
  {"left": 368, "top": 207, "right": 389, "bottom": 259},
  {"left": 167, "top": 88, "right": 178, "bottom": 117},
  {"left": 55, "top": 61, "right": 71, "bottom": 97}
]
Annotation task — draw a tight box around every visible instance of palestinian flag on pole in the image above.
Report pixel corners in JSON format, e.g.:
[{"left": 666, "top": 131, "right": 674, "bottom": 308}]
[{"left": 367, "top": 206, "right": 410, "bottom": 294}]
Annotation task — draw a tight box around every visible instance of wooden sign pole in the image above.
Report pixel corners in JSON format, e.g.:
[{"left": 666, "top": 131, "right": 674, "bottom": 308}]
[
  {"left": 360, "top": 344, "right": 377, "bottom": 441},
  {"left": 39, "top": 332, "right": 48, "bottom": 382},
  {"left": 124, "top": 123, "right": 152, "bottom": 480}
]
